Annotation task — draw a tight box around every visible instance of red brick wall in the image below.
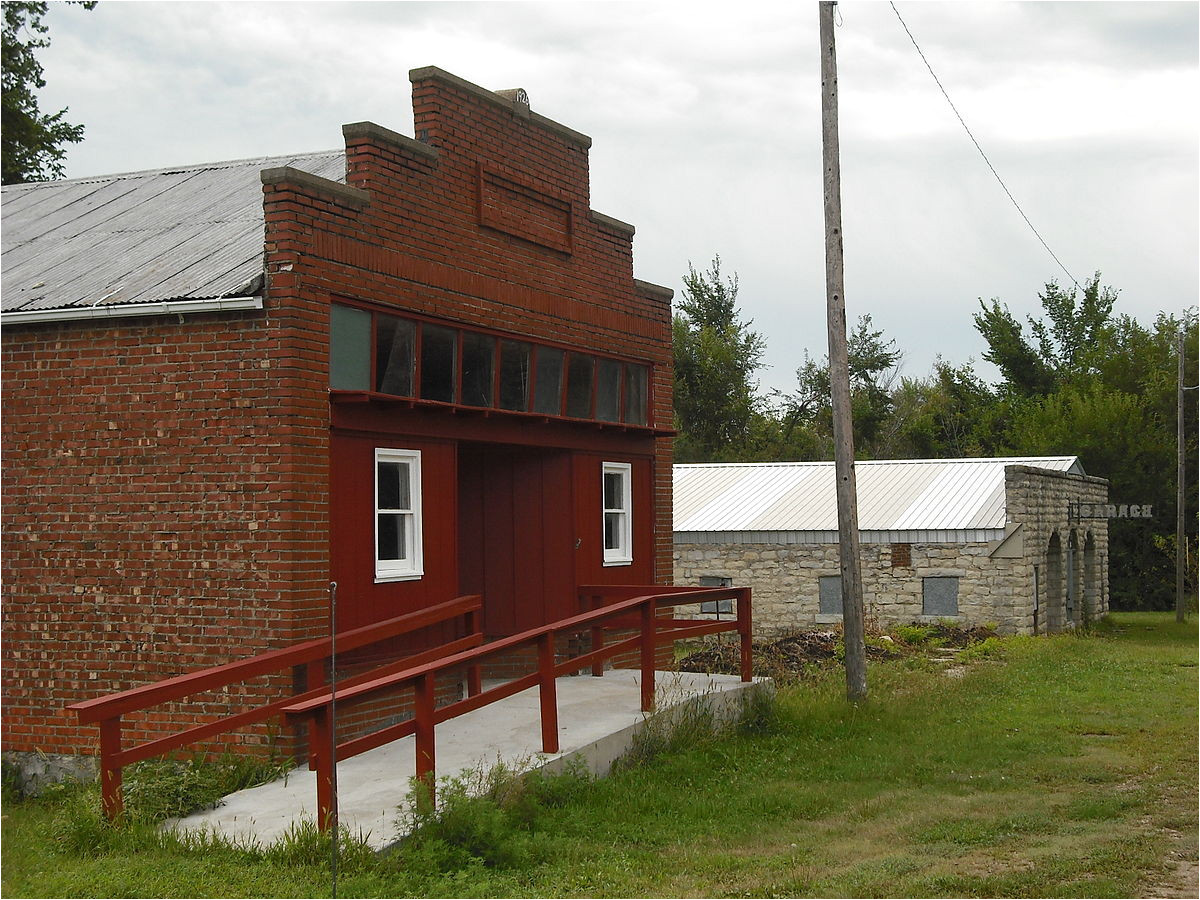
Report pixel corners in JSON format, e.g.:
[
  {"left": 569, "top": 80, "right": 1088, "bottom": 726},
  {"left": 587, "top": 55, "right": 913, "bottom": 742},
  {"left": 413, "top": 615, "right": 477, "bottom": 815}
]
[
  {"left": 1, "top": 66, "right": 673, "bottom": 762},
  {"left": 1, "top": 310, "right": 330, "bottom": 756}
]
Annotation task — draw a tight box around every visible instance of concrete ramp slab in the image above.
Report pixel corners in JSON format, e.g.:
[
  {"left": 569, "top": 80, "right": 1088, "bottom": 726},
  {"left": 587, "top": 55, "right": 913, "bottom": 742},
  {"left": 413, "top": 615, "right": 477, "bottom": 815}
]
[{"left": 169, "top": 669, "right": 770, "bottom": 850}]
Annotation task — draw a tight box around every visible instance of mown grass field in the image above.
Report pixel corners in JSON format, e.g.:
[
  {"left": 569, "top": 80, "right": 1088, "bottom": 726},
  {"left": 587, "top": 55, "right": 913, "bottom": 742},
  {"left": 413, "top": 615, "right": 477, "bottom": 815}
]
[{"left": 3, "top": 611, "right": 1196, "bottom": 898}]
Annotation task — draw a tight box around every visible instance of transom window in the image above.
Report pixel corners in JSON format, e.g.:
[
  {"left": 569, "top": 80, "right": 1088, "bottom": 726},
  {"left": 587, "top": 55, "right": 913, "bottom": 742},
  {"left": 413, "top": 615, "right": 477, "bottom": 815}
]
[
  {"left": 375, "top": 448, "right": 423, "bottom": 581},
  {"left": 602, "top": 461, "right": 632, "bottom": 566},
  {"left": 330, "top": 304, "right": 650, "bottom": 426}
]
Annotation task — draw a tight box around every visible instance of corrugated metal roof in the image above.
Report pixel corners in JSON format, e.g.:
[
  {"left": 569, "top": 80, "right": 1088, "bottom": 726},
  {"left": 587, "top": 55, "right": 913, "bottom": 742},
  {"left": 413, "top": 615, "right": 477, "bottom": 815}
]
[
  {"left": 1, "top": 151, "right": 346, "bottom": 314},
  {"left": 674, "top": 457, "right": 1083, "bottom": 533}
]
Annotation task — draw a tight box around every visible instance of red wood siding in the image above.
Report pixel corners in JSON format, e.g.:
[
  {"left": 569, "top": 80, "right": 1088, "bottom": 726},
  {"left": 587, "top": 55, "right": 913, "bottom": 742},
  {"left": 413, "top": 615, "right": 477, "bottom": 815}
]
[
  {"left": 571, "top": 453, "right": 655, "bottom": 588},
  {"left": 328, "top": 434, "right": 458, "bottom": 632}
]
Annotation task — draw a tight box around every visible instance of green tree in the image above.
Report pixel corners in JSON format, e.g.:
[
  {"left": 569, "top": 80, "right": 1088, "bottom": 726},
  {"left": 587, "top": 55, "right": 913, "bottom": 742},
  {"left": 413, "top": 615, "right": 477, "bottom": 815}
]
[
  {"left": 2, "top": 1, "right": 95, "bottom": 184},
  {"left": 776, "top": 314, "right": 901, "bottom": 458},
  {"left": 671, "top": 256, "right": 766, "bottom": 461},
  {"left": 880, "top": 359, "right": 998, "bottom": 459},
  {"left": 973, "top": 273, "right": 1116, "bottom": 398}
]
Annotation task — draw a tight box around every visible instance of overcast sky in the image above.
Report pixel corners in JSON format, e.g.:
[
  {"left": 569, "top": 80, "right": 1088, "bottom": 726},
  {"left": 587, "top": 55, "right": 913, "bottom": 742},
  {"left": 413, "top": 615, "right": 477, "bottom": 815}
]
[{"left": 36, "top": 0, "right": 1199, "bottom": 394}]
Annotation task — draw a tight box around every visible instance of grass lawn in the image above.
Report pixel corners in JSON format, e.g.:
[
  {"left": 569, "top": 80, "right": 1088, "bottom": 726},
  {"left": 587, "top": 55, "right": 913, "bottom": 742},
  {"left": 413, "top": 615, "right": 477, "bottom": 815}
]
[{"left": 3, "top": 611, "right": 1196, "bottom": 898}]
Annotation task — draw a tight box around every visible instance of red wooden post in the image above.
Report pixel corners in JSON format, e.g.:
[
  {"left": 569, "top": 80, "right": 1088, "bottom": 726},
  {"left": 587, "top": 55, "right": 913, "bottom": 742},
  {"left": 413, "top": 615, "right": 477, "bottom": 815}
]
[
  {"left": 98, "top": 716, "right": 123, "bottom": 820},
  {"left": 310, "top": 706, "right": 332, "bottom": 829},
  {"left": 415, "top": 673, "right": 436, "bottom": 806},
  {"left": 737, "top": 588, "right": 753, "bottom": 683},
  {"left": 465, "top": 608, "right": 482, "bottom": 697},
  {"left": 305, "top": 658, "right": 325, "bottom": 769},
  {"left": 590, "top": 624, "right": 606, "bottom": 677},
  {"left": 590, "top": 593, "right": 606, "bottom": 677},
  {"left": 537, "top": 633, "right": 559, "bottom": 754},
  {"left": 640, "top": 600, "right": 655, "bottom": 712}
]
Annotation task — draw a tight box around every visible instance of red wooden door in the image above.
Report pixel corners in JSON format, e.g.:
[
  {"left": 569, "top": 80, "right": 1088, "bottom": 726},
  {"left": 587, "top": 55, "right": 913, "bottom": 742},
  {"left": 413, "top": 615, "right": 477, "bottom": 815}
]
[{"left": 457, "top": 445, "right": 574, "bottom": 636}]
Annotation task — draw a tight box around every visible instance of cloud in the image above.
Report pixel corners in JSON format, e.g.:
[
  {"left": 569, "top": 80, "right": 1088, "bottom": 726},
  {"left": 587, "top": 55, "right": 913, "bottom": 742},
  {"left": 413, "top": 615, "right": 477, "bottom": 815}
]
[{"left": 31, "top": 0, "right": 1198, "bottom": 395}]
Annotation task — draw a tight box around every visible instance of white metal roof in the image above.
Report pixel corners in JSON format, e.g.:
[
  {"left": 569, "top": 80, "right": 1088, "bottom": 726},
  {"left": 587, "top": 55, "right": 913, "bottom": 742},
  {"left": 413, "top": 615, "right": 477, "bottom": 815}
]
[
  {"left": 674, "top": 457, "right": 1083, "bottom": 533},
  {"left": 1, "top": 151, "right": 345, "bottom": 316}
]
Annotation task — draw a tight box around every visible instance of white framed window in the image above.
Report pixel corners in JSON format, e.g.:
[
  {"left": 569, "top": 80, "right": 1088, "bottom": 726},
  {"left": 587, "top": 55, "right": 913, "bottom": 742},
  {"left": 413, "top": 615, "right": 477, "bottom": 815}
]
[
  {"left": 375, "top": 448, "right": 423, "bottom": 581},
  {"left": 602, "top": 461, "right": 632, "bottom": 566}
]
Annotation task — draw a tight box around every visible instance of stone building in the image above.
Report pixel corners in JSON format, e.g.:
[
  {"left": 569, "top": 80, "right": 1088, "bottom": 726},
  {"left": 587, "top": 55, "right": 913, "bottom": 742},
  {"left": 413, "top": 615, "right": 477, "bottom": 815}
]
[{"left": 674, "top": 457, "right": 1109, "bottom": 635}]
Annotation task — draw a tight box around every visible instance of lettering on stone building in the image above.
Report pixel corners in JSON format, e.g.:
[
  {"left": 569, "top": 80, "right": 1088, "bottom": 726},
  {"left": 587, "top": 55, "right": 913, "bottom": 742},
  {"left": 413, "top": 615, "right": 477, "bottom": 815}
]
[{"left": 1068, "top": 501, "right": 1152, "bottom": 521}]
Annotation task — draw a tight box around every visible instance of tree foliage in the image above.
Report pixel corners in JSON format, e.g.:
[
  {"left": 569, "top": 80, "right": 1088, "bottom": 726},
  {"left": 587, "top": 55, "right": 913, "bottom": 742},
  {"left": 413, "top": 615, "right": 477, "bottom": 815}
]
[
  {"left": 772, "top": 314, "right": 901, "bottom": 457},
  {"left": 670, "top": 256, "right": 1197, "bottom": 610},
  {"left": 2, "top": 1, "right": 95, "bottom": 184},
  {"left": 973, "top": 274, "right": 1119, "bottom": 398},
  {"left": 672, "top": 257, "right": 766, "bottom": 462}
]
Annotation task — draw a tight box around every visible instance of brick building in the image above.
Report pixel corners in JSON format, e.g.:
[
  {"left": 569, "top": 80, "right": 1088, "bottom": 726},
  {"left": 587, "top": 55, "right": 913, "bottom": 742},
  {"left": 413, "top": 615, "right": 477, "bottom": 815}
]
[
  {"left": 2, "top": 67, "right": 676, "bottom": 779},
  {"left": 674, "top": 457, "right": 1110, "bottom": 635}
]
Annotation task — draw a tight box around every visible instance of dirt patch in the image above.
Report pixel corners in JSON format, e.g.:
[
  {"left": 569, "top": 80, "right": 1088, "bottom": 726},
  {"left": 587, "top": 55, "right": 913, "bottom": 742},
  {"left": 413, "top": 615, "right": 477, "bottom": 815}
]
[
  {"left": 1142, "top": 854, "right": 1200, "bottom": 898},
  {"left": 677, "top": 622, "right": 997, "bottom": 681}
]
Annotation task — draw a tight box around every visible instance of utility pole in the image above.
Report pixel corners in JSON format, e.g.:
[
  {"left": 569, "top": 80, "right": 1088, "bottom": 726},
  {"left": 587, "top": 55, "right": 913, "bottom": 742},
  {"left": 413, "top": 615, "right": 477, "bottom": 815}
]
[
  {"left": 819, "top": 0, "right": 868, "bottom": 702},
  {"left": 1177, "top": 332, "right": 1187, "bottom": 623}
]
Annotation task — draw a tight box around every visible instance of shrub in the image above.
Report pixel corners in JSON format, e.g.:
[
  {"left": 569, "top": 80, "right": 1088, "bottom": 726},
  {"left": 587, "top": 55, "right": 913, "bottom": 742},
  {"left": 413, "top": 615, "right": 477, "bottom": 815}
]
[
  {"left": 394, "top": 760, "right": 593, "bottom": 873},
  {"left": 893, "top": 624, "right": 936, "bottom": 646},
  {"left": 122, "top": 751, "right": 293, "bottom": 824},
  {"left": 958, "top": 637, "right": 1007, "bottom": 663}
]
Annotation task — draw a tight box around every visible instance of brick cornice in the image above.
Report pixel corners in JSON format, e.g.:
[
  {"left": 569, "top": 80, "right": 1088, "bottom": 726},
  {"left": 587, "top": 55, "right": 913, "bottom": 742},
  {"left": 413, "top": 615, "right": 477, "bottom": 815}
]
[
  {"left": 342, "top": 122, "right": 439, "bottom": 163},
  {"left": 408, "top": 65, "right": 593, "bottom": 149},
  {"left": 260, "top": 166, "right": 370, "bottom": 209}
]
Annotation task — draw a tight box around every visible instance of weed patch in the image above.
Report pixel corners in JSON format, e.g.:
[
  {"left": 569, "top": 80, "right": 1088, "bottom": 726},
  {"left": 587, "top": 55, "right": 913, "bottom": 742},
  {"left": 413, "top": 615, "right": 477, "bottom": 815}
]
[{"left": 391, "top": 760, "right": 593, "bottom": 874}]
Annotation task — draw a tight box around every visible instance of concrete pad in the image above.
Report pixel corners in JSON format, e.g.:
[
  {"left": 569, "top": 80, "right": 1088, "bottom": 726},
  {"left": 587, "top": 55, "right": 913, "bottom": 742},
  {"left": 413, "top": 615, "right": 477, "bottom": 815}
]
[{"left": 168, "top": 669, "right": 771, "bottom": 851}]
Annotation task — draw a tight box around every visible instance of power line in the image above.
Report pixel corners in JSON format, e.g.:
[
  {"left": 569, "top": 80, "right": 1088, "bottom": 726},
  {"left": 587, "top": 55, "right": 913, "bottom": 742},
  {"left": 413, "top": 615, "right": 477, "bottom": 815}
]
[{"left": 888, "top": 2, "right": 1082, "bottom": 290}]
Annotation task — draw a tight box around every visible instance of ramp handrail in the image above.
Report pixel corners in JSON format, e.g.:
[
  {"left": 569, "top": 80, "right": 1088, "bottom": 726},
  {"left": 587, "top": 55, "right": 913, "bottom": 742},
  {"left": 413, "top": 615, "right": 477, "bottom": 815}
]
[
  {"left": 284, "top": 584, "right": 751, "bottom": 826},
  {"left": 68, "top": 594, "right": 483, "bottom": 819}
]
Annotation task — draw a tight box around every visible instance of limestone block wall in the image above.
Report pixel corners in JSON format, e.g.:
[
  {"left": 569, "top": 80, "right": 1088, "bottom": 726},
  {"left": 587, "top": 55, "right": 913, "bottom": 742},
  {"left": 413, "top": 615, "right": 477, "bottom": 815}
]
[
  {"left": 674, "top": 540, "right": 1028, "bottom": 635},
  {"left": 1003, "top": 465, "right": 1109, "bottom": 634}
]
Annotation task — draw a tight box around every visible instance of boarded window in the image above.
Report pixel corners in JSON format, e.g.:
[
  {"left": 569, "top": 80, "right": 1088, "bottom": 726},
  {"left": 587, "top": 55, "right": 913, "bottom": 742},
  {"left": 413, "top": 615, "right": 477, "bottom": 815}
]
[
  {"left": 330, "top": 304, "right": 371, "bottom": 390},
  {"left": 420, "top": 324, "right": 457, "bottom": 403},
  {"left": 532, "top": 347, "right": 564, "bottom": 415},
  {"left": 699, "top": 575, "right": 733, "bottom": 615},
  {"left": 375, "top": 314, "right": 414, "bottom": 396},
  {"left": 460, "top": 332, "right": 495, "bottom": 407},
  {"left": 819, "top": 575, "right": 843, "bottom": 615},
  {"left": 922, "top": 576, "right": 959, "bottom": 616}
]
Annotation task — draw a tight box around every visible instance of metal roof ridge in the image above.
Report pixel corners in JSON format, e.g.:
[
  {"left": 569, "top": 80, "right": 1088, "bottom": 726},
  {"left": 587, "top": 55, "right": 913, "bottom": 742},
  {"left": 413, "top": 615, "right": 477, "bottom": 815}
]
[
  {"left": 1, "top": 149, "right": 346, "bottom": 188},
  {"left": 675, "top": 455, "right": 1076, "bottom": 469}
]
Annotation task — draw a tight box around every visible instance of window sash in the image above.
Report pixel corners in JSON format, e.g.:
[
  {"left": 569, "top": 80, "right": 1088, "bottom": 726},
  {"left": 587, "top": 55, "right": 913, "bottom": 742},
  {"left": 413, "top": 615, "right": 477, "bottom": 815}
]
[
  {"left": 602, "top": 462, "right": 632, "bottom": 565},
  {"left": 375, "top": 449, "right": 423, "bottom": 580}
]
